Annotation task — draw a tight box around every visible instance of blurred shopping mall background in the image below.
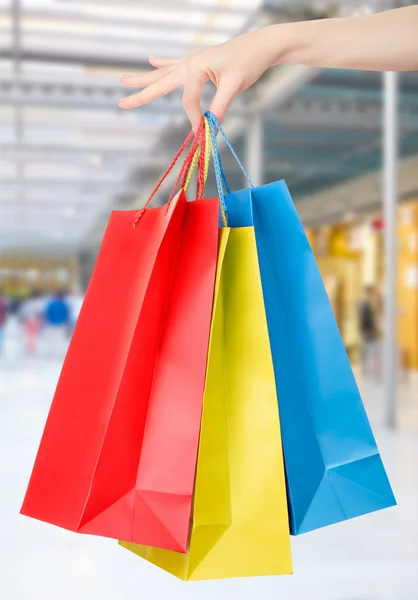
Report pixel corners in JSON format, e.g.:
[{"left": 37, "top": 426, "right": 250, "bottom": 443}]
[{"left": 1, "top": 0, "right": 418, "bottom": 598}]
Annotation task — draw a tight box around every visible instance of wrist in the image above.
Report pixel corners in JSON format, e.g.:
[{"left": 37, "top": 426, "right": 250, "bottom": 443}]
[{"left": 263, "top": 21, "right": 322, "bottom": 67}]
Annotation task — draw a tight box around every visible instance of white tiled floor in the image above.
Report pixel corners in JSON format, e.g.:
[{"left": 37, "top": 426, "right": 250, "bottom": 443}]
[{"left": 1, "top": 330, "right": 418, "bottom": 599}]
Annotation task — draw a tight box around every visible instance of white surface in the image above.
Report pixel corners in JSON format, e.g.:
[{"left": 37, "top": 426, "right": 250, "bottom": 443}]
[
  {"left": 0, "top": 338, "right": 418, "bottom": 599},
  {"left": 405, "top": 265, "right": 418, "bottom": 289}
]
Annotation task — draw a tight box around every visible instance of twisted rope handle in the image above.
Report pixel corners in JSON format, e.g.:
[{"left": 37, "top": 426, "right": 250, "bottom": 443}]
[
  {"left": 196, "top": 119, "right": 206, "bottom": 201},
  {"left": 205, "top": 112, "right": 254, "bottom": 189},
  {"left": 166, "top": 121, "right": 206, "bottom": 211},
  {"left": 183, "top": 146, "right": 200, "bottom": 194},
  {"left": 183, "top": 116, "right": 212, "bottom": 200},
  {"left": 204, "top": 116, "right": 211, "bottom": 183},
  {"left": 133, "top": 119, "right": 205, "bottom": 226},
  {"left": 205, "top": 114, "right": 229, "bottom": 226},
  {"left": 206, "top": 116, "right": 230, "bottom": 198}
]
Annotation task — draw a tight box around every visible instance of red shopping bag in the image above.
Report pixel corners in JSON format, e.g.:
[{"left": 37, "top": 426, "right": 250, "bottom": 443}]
[{"left": 21, "top": 124, "right": 219, "bottom": 553}]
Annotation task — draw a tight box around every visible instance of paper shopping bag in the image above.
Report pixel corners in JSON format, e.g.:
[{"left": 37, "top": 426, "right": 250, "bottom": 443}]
[
  {"left": 120, "top": 227, "right": 293, "bottom": 580},
  {"left": 224, "top": 181, "right": 396, "bottom": 535},
  {"left": 203, "top": 110, "right": 396, "bottom": 536},
  {"left": 21, "top": 190, "right": 219, "bottom": 552}
]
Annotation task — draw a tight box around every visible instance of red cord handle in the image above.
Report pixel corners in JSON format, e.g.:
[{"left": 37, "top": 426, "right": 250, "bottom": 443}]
[
  {"left": 133, "top": 118, "right": 206, "bottom": 226},
  {"left": 165, "top": 119, "right": 206, "bottom": 211},
  {"left": 177, "top": 124, "right": 204, "bottom": 198}
]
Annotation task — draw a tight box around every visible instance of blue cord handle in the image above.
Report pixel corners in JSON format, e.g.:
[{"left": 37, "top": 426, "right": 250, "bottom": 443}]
[
  {"left": 205, "top": 114, "right": 229, "bottom": 218},
  {"left": 205, "top": 115, "right": 230, "bottom": 195},
  {"left": 205, "top": 111, "right": 255, "bottom": 193}
]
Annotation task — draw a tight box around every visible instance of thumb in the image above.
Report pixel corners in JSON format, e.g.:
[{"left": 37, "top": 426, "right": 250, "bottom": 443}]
[{"left": 209, "top": 78, "right": 241, "bottom": 123}]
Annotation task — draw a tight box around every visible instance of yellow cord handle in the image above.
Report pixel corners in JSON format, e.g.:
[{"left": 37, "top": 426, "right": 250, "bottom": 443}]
[
  {"left": 204, "top": 115, "right": 211, "bottom": 183},
  {"left": 184, "top": 116, "right": 212, "bottom": 193},
  {"left": 184, "top": 147, "right": 199, "bottom": 193},
  {"left": 183, "top": 117, "right": 227, "bottom": 225}
]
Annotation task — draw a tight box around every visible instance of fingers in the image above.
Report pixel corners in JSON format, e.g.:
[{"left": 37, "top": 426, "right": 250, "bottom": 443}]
[
  {"left": 119, "top": 57, "right": 237, "bottom": 128},
  {"left": 149, "top": 56, "right": 183, "bottom": 68},
  {"left": 120, "top": 65, "right": 176, "bottom": 88},
  {"left": 209, "top": 78, "right": 241, "bottom": 123},
  {"left": 118, "top": 67, "right": 184, "bottom": 109},
  {"left": 182, "top": 69, "right": 208, "bottom": 132}
]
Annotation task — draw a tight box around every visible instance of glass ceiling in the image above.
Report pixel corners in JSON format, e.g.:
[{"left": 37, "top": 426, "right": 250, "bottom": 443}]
[{"left": 0, "top": 0, "right": 263, "bottom": 251}]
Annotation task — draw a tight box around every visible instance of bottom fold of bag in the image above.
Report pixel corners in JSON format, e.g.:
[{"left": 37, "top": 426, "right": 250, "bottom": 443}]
[{"left": 119, "top": 522, "right": 293, "bottom": 581}]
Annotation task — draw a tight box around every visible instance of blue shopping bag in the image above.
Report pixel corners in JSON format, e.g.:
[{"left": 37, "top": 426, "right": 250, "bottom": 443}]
[{"left": 206, "top": 112, "right": 396, "bottom": 535}]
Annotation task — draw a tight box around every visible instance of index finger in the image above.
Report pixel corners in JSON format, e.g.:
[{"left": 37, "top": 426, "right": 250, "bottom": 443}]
[{"left": 118, "top": 67, "right": 184, "bottom": 109}]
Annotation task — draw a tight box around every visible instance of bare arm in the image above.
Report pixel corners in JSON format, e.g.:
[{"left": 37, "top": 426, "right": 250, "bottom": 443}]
[
  {"left": 118, "top": 6, "right": 418, "bottom": 129},
  {"left": 276, "top": 6, "right": 418, "bottom": 71}
]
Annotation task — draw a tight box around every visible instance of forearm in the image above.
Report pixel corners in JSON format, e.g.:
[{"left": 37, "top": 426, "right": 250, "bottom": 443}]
[{"left": 266, "top": 6, "right": 418, "bottom": 72}]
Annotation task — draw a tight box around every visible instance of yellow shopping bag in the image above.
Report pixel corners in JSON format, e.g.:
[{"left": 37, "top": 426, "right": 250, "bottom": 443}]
[{"left": 120, "top": 227, "right": 293, "bottom": 580}]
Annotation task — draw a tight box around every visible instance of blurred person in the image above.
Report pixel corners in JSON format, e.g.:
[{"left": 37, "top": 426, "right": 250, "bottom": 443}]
[
  {"left": 19, "top": 290, "right": 44, "bottom": 356},
  {"left": 43, "top": 290, "right": 71, "bottom": 357},
  {"left": 358, "top": 285, "right": 379, "bottom": 378},
  {"left": 119, "top": 6, "right": 418, "bottom": 128},
  {"left": 0, "top": 288, "right": 9, "bottom": 355},
  {"left": 7, "top": 297, "right": 22, "bottom": 317},
  {"left": 45, "top": 289, "right": 70, "bottom": 327},
  {"left": 6, "top": 279, "right": 26, "bottom": 317}
]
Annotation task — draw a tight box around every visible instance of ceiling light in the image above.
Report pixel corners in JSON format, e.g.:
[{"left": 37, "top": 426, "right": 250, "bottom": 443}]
[
  {"left": 89, "top": 155, "right": 103, "bottom": 167},
  {"left": 65, "top": 207, "right": 76, "bottom": 217},
  {"left": 27, "top": 269, "right": 40, "bottom": 282}
]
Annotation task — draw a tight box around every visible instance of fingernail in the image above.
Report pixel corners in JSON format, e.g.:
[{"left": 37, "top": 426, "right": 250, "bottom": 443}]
[{"left": 118, "top": 99, "right": 128, "bottom": 107}]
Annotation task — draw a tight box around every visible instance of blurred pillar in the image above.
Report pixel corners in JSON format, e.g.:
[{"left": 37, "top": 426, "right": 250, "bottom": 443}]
[
  {"left": 12, "top": 0, "right": 23, "bottom": 149},
  {"left": 246, "top": 114, "right": 263, "bottom": 187},
  {"left": 78, "top": 250, "right": 98, "bottom": 291},
  {"left": 383, "top": 71, "right": 398, "bottom": 430}
]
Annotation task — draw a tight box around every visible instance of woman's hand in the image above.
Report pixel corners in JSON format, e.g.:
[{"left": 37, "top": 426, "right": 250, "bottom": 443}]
[
  {"left": 118, "top": 6, "right": 418, "bottom": 130},
  {"left": 118, "top": 28, "right": 277, "bottom": 131}
]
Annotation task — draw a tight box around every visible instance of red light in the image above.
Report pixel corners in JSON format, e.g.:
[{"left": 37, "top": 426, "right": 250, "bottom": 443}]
[{"left": 371, "top": 218, "right": 385, "bottom": 231}]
